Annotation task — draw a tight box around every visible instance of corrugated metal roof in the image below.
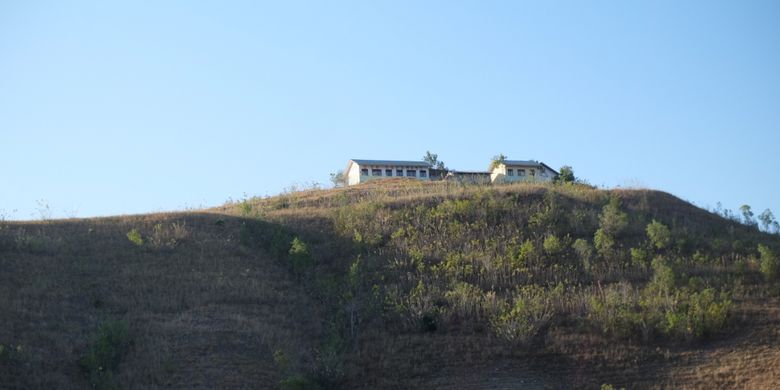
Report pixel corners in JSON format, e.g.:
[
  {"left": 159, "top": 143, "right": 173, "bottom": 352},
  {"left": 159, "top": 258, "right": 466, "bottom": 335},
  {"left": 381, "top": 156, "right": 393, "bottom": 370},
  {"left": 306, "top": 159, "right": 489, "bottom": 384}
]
[{"left": 350, "top": 159, "right": 430, "bottom": 167}]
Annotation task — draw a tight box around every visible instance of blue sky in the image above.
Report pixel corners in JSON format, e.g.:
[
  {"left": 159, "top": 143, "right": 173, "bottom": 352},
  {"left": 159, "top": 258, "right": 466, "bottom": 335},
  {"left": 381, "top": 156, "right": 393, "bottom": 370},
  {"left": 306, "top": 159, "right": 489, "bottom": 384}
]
[{"left": 1, "top": 1, "right": 779, "bottom": 220}]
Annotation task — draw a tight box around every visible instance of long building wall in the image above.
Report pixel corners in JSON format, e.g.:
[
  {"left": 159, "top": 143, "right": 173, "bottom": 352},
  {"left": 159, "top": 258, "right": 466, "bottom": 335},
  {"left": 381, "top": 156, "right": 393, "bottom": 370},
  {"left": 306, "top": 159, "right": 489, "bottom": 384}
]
[{"left": 347, "top": 163, "right": 430, "bottom": 185}]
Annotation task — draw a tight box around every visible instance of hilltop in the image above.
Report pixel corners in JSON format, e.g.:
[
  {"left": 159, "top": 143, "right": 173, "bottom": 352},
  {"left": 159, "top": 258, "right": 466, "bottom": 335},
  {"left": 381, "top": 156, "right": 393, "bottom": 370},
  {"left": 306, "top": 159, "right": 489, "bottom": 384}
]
[{"left": 1, "top": 179, "right": 779, "bottom": 389}]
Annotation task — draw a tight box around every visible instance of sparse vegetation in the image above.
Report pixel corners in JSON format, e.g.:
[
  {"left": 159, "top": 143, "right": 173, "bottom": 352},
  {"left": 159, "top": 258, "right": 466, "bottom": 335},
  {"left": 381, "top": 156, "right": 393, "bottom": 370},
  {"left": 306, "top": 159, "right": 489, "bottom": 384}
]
[
  {"left": 329, "top": 170, "right": 347, "bottom": 188},
  {"left": 126, "top": 228, "right": 143, "bottom": 246},
  {"left": 79, "top": 319, "right": 131, "bottom": 389},
  {"left": 1, "top": 180, "right": 779, "bottom": 388},
  {"left": 758, "top": 244, "right": 777, "bottom": 282},
  {"left": 556, "top": 165, "right": 576, "bottom": 183},
  {"left": 422, "top": 150, "right": 446, "bottom": 170}
]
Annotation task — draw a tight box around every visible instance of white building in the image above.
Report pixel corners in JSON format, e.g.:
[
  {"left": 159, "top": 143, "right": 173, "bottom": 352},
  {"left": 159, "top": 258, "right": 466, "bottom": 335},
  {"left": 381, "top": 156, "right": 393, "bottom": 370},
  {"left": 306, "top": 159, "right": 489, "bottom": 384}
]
[
  {"left": 490, "top": 160, "right": 558, "bottom": 183},
  {"left": 345, "top": 159, "right": 432, "bottom": 186}
]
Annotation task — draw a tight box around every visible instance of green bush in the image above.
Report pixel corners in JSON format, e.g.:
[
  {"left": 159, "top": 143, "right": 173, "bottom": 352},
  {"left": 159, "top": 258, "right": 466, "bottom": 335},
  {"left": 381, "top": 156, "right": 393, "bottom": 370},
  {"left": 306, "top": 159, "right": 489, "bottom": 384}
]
[
  {"left": 0, "top": 343, "right": 24, "bottom": 366},
  {"left": 630, "top": 247, "right": 650, "bottom": 269},
  {"left": 238, "top": 199, "right": 253, "bottom": 216},
  {"left": 594, "top": 228, "right": 614, "bottom": 257},
  {"left": 646, "top": 220, "right": 671, "bottom": 250},
  {"left": 588, "top": 284, "right": 640, "bottom": 338},
  {"left": 650, "top": 256, "right": 675, "bottom": 295},
  {"left": 126, "top": 229, "right": 143, "bottom": 246},
  {"left": 599, "top": 196, "right": 628, "bottom": 236},
  {"left": 664, "top": 288, "right": 730, "bottom": 340},
  {"left": 79, "top": 319, "right": 131, "bottom": 389},
  {"left": 141, "top": 222, "right": 190, "bottom": 250},
  {"left": 280, "top": 375, "right": 321, "bottom": 390},
  {"left": 758, "top": 244, "right": 777, "bottom": 282},
  {"left": 492, "top": 285, "right": 556, "bottom": 344},
  {"left": 445, "top": 282, "right": 484, "bottom": 320},
  {"left": 289, "top": 237, "right": 314, "bottom": 275},
  {"left": 543, "top": 235, "right": 563, "bottom": 256},
  {"left": 572, "top": 238, "right": 594, "bottom": 272},
  {"left": 513, "top": 239, "right": 536, "bottom": 272}
]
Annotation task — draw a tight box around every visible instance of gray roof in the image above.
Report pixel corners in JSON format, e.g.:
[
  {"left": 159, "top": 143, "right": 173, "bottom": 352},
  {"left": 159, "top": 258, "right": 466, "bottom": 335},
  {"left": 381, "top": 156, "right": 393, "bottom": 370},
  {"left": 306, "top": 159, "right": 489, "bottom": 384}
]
[
  {"left": 502, "top": 160, "right": 559, "bottom": 175},
  {"left": 503, "top": 160, "right": 541, "bottom": 166},
  {"left": 350, "top": 159, "right": 430, "bottom": 167},
  {"left": 450, "top": 171, "right": 491, "bottom": 175}
]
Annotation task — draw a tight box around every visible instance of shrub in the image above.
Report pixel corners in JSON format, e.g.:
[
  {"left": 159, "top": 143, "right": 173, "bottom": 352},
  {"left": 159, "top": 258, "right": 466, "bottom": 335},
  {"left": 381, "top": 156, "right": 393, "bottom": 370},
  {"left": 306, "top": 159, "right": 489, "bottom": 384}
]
[
  {"left": 599, "top": 196, "right": 628, "bottom": 236},
  {"left": 280, "top": 375, "right": 321, "bottom": 390},
  {"left": 646, "top": 220, "right": 671, "bottom": 250},
  {"left": 393, "top": 280, "right": 441, "bottom": 331},
  {"left": 273, "top": 349, "right": 290, "bottom": 373},
  {"left": 126, "top": 229, "right": 143, "bottom": 246},
  {"left": 148, "top": 222, "right": 189, "bottom": 250},
  {"left": 555, "top": 166, "right": 576, "bottom": 183},
  {"left": 13, "top": 228, "right": 62, "bottom": 253},
  {"left": 79, "top": 319, "right": 131, "bottom": 389},
  {"left": 492, "top": 285, "right": 556, "bottom": 344},
  {"left": 650, "top": 256, "right": 676, "bottom": 295},
  {"left": 0, "top": 343, "right": 24, "bottom": 366},
  {"left": 630, "top": 247, "right": 650, "bottom": 269},
  {"left": 289, "top": 237, "right": 314, "bottom": 275},
  {"left": 664, "top": 288, "right": 731, "bottom": 340},
  {"left": 593, "top": 228, "right": 614, "bottom": 257},
  {"left": 239, "top": 199, "right": 254, "bottom": 216},
  {"left": 445, "top": 282, "right": 484, "bottom": 320},
  {"left": 572, "top": 238, "right": 594, "bottom": 272},
  {"left": 734, "top": 259, "right": 747, "bottom": 274},
  {"left": 543, "top": 235, "right": 563, "bottom": 256},
  {"left": 588, "top": 284, "right": 640, "bottom": 338},
  {"left": 758, "top": 244, "right": 777, "bottom": 282}
]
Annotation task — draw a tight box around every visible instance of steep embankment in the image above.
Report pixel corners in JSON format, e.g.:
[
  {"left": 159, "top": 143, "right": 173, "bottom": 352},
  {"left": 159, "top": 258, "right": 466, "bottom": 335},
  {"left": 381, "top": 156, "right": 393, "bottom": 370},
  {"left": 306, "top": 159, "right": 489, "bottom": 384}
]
[
  {"left": 1, "top": 180, "right": 779, "bottom": 389},
  {"left": 0, "top": 214, "right": 323, "bottom": 388}
]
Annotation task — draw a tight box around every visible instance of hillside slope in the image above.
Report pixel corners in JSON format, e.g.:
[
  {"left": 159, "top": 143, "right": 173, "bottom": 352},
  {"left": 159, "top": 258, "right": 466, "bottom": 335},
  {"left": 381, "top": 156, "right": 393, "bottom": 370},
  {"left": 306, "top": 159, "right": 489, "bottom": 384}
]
[{"left": 2, "top": 180, "right": 779, "bottom": 389}]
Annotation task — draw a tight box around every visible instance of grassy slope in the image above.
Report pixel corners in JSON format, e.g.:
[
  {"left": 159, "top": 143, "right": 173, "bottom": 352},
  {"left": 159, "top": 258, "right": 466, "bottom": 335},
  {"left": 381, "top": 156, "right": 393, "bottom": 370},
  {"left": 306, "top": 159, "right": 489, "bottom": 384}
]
[
  {"left": 0, "top": 214, "right": 323, "bottom": 388},
  {"left": 1, "top": 179, "right": 779, "bottom": 389}
]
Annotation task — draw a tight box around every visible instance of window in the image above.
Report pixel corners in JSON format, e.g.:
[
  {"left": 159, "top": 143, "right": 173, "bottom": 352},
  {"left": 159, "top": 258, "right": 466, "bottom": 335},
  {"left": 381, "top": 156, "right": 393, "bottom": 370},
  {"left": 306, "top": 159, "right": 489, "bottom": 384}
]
[
  {"left": 372, "top": 169, "right": 382, "bottom": 176},
  {"left": 420, "top": 170, "right": 427, "bottom": 178},
  {"left": 518, "top": 169, "right": 526, "bottom": 176},
  {"left": 530, "top": 169, "right": 536, "bottom": 176},
  {"left": 406, "top": 170, "right": 417, "bottom": 177},
  {"left": 507, "top": 169, "right": 514, "bottom": 176},
  {"left": 396, "top": 169, "right": 404, "bottom": 176},
  {"left": 361, "top": 168, "right": 368, "bottom": 176},
  {"left": 386, "top": 169, "right": 393, "bottom": 177}
]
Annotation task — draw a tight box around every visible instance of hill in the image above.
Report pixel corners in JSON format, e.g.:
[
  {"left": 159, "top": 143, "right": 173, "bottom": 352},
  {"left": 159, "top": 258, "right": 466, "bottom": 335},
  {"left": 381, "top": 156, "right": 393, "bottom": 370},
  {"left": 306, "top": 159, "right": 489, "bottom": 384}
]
[{"left": 1, "top": 180, "right": 779, "bottom": 389}]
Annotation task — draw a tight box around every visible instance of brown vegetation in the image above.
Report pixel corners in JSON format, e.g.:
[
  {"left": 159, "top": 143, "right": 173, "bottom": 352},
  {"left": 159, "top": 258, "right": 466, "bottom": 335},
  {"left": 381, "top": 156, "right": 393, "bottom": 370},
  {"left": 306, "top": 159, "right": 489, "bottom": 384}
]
[{"left": 1, "top": 179, "right": 779, "bottom": 388}]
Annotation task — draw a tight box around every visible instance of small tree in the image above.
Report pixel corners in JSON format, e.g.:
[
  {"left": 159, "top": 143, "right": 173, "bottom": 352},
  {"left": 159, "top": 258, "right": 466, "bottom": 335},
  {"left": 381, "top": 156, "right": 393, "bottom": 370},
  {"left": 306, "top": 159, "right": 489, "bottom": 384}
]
[
  {"left": 646, "top": 220, "right": 671, "bottom": 250},
  {"left": 758, "top": 244, "right": 777, "bottom": 282},
  {"left": 556, "top": 166, "right": 576, "bottom": 183},
  {"left": 422, "top": 151, "right": 446, "bottom": 170},
  {"left": 572, "top": 238, "right": 594, "bottom": 271},
  {"left": 330, "top": 170, "right": 347, "bottom": 187},
  {"left": 599, "top": 196, "right": 629, "bottom": 236},
  {"left": 740, "top": 204, "right": 755, "bottom": 226},
  {"left": 758, "top": 209, "right": 775, "bottom": 232},
  {"left": 489, "top": 153, "right": 507, "bottom": 170}
]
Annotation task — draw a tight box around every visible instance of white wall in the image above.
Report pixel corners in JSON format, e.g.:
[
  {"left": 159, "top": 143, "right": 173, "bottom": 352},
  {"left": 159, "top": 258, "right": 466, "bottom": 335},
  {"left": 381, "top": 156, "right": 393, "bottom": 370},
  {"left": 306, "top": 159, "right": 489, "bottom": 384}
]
[
  {"left": 347, "top": 162, "right": 430, "bottom": 185},
  {"left": 490, "top": 164, "right": 555, "bottom": 184},
  {"left": 347, "top": 161, "right": 362, "bottom": 186}
]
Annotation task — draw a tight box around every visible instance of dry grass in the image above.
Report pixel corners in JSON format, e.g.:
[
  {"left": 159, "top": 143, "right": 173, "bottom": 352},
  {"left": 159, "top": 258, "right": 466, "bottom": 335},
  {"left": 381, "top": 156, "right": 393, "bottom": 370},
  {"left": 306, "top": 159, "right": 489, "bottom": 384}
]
[
  {"left": 0, "top": 213, "right": 323, "bottom": 389},
  {"left": 1, "top": 179, "right": 778, "bottom": 389}
]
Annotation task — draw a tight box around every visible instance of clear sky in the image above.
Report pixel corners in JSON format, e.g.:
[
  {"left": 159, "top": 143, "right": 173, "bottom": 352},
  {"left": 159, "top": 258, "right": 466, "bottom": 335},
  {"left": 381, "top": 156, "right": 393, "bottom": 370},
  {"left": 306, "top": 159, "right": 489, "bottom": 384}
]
[{"left": 1, "top": 1, "right": 779, "bottom": 220}]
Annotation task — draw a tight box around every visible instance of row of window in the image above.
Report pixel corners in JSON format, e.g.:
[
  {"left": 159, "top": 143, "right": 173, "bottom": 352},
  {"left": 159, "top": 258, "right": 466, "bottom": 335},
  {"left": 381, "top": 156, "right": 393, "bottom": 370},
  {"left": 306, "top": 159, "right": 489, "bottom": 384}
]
[
  {"left": 507, "top": 168, "right": 535, "bottom": 177},
  {"left": 361, "top": 168, "right": 428, "bottom": 178}
]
